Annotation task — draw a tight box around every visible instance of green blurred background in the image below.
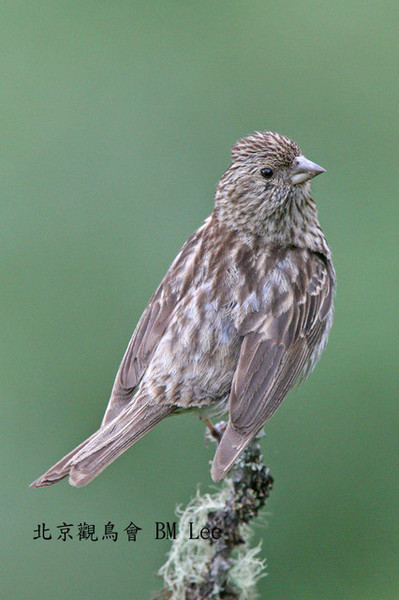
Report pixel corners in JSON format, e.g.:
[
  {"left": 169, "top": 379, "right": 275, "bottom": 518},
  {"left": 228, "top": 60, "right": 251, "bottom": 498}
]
[{"left": 2, "top": 2, "right": 398, "bottom": 599}]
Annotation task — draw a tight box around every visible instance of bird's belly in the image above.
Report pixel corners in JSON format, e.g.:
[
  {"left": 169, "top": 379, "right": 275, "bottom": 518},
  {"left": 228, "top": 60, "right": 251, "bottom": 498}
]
[{"left": 139, "top": 296, "right": 241, "bottom": 408}]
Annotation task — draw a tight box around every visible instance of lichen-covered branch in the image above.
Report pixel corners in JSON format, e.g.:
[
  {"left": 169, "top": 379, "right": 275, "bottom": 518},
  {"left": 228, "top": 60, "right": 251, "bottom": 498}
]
[{"left": 152, "top": 430, "right": 273, "bottom": 600}]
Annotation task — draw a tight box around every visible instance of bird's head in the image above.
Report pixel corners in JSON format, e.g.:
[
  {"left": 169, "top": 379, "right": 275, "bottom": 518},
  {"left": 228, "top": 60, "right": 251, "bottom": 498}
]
[{"left": 215, "top": 131, "right": 325, "bottom": 238}]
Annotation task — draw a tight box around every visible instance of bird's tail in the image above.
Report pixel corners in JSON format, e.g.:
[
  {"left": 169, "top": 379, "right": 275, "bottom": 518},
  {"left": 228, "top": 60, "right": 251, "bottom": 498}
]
[
  {"left": 30, "top": 401, "right": 174, "bottom": 488},
  {"left": 211, "top": 421, "right": 255, "bottom": 482}
]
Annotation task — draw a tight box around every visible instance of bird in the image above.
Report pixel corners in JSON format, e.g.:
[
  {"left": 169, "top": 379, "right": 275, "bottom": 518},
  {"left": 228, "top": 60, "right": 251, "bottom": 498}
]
[{"left": 30, "top": 131, "right": 335, "bottom": 489}]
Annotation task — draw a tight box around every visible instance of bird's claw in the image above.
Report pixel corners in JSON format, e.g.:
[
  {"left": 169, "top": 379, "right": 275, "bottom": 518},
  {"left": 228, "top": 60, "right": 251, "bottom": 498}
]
[{"left": 204, "top": 419, "right": 227, "bottom": 445}]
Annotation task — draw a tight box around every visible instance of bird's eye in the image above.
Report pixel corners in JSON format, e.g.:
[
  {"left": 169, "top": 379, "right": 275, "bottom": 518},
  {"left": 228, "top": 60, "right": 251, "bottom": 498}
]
[{"left": 260, "top": 167, "right": 273, "bottom": 179}]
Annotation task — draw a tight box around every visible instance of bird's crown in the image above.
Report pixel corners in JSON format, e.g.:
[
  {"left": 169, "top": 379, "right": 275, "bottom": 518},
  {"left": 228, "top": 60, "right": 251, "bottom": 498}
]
[{"left": 232, "top": 131, "right": 301, "bottom": 166}]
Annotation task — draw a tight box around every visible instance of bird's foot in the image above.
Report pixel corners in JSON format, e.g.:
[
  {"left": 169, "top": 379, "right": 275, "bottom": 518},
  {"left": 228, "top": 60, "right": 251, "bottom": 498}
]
[{"left": 204, "top": 419, "right": 227, "bottom": 444}]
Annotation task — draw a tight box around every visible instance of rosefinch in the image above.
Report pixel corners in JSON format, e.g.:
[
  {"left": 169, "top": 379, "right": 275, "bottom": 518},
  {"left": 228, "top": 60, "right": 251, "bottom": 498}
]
[{"left": 30, "top": 131, "right": 335, "bottom": 488}]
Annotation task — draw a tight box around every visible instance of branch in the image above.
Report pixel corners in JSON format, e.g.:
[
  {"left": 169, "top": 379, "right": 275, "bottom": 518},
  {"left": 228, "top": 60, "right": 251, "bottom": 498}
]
[{"left": 152, "top": 427, "right": 273, "bottom": 600}]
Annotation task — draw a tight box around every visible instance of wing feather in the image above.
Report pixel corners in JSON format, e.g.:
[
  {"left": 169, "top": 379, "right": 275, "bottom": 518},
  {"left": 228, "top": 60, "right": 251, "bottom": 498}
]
[
  {"left": 212, "top": 249, "right": 335, "bottom": 481},
  {"left": 231, "top": 250, "right": 334, "bottom": 434},
  {"left": 101, "top": 226, "right": 206, "bottom": 425}
]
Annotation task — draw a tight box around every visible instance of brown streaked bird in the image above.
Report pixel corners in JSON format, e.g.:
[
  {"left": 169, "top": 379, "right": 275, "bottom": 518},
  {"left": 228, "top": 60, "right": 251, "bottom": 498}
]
[{"left": 30, "top": 131, "right": 335, "bottom": 488}]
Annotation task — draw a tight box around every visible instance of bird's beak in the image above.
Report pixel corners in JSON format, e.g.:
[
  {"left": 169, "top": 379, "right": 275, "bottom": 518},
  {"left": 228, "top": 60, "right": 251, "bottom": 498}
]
[{"left": 290, "top": 155, "right": 326, "bottom": 185}]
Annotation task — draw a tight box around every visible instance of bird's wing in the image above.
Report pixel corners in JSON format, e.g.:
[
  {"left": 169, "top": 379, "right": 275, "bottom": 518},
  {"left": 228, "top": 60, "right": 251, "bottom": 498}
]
[
  {"left": 101, "top": 225, "right": 206, "bottom": 425},
  {"left": 212, "top": 250, "right": 334, "bottom": 480},
  {"left": 231, "top": 251, "right": 334, "bottom": 432}
]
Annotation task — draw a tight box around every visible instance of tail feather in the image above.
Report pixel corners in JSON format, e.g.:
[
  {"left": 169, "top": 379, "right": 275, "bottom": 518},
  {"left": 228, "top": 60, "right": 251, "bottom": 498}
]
[
  {"left": 30, "top": 401, "right": 174, "bottom": 488},
  {"left": 211, "top": 421, "right": 255, "bottom": 482},
  {"left": 29, "top": 437, "right": 94, "bottom": 487}
]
